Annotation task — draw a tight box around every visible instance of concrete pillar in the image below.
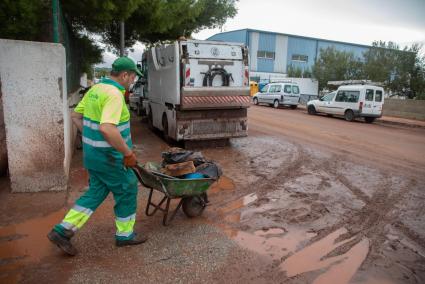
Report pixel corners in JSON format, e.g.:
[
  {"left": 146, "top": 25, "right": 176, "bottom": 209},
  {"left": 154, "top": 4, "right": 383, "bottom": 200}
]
[
  {"left": 0, "top": 39, "right": 69, "bottom": 192},
  {"left": 0, "top": 93, "right": 7, "bottom": 175}
]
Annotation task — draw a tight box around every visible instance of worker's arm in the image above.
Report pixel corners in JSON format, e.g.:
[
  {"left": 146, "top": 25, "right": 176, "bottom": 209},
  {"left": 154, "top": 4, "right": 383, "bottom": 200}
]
[
  {"left": 99, "top": 123, "right": 132, "bottom": 156},
  {"left": 71, "top": 111, "right": 83, "bottom": 132}
]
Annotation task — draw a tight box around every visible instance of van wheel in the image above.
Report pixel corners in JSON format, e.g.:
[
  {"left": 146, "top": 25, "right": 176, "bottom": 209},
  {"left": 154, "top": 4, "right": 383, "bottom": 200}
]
[
  {"left": 273, "top": 100, "right": 279, "bottom": 108},
  {"left": 290, "top": 105, "right": 297, "bottom": 110},
  {"left": 162, "top": 114, "right": 171, "bottom": 143},
  {"left": 253, "top": 97, "right": 258, "bottom": 105},
  {"left": 364, "top": 117, "right": 375, "bottom": 123},
  {"left": 307, "top": 105, "right": 316, "bottom": 115},
  {"left": 344, "top": 110, "right": 355, "bottom": 122}
]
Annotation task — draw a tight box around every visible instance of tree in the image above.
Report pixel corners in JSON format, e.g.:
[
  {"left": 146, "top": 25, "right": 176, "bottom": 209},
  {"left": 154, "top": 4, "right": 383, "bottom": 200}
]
[
  {"left": 62, "top": 0, "right": 238, "bottom": 53},
  {"left": 312, "top": 47, "right": 363, "bottom": 90},
  {"left": 363, "top": 41, "right": 425, "bottom": 98},
  {"left": 0, "top": 0, "right": 51, "bottom": 41}
]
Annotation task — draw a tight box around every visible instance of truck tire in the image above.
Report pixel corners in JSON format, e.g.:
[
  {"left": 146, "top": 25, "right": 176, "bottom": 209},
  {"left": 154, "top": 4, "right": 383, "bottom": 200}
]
[
  {"left": 162, "top": 114, "right": 171, "bottom": 143},
  {"left": 136, "top": 103, "right": 142, "bottom": 116},
  {"left": 273, "top": 100, "right": 279, "bottom": 109},
  {"left": 364, "top": 117, "right": 376, "bottom": 123},
  {"left": 253, "top": 97, "right": 258, "bottom": 105},
  {"left": 344, "top": 110, "right": 355, "bottom": 122},
  {"left": 147, "top": 106, "right": 154, "bottom": 130},
  {"left": 307, "top": 105, "right": 316, "bottom": 115}
]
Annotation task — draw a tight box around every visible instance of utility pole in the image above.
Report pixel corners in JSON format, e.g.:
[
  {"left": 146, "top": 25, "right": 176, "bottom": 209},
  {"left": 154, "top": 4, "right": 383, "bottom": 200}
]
[{"left": 120, "top": 21, "right": 125, "bottom": 57}]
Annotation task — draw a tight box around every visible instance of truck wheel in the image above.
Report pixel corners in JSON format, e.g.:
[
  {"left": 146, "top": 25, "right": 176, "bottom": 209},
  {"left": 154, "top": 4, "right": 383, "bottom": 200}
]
[
  {"left": 147, "top": 107, "right": 154, "bottom": 130},
  {"left": 182, "top": 195, "right": 206, "bottom": 218},
  {"left": 273, "top": 100, "right": 279, "bottom": 109},
  {"left": 344, "top": 110, "right": 355, "bottom": 122},
  {"left": 290, "top": 105, "right": 298, "bottom": 110},
  {"left": 162, "top": 114, "right": 171, "bottom": 143},
  {"left": 136, "top": 103, "right": 142, "bottom": 116},
  {"left": 253, "top": 97, "right": 258, "bottom": 105},
  {"left": 364, "top": 117, "right": 375, "bottom": 123},
  {"left": 307, "top": 105, "right": 316, "bottom": 115}
]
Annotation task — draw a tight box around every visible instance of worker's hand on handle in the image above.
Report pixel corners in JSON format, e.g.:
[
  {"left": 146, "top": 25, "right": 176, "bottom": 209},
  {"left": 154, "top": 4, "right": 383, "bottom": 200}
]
[{"left": 124, "top": 151, "right": 138, "bottom": 167}]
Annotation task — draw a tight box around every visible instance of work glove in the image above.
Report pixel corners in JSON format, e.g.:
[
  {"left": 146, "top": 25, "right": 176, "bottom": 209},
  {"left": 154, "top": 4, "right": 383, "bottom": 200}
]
[{"left": 124, "top": 151, "right": 137, "bottom": 167}]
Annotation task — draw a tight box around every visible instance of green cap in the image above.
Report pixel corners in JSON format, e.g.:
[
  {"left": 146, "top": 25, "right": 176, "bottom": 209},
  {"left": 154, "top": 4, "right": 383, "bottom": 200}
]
[{"left": 112, "top": 57, "right": 142, "bottom": 76}]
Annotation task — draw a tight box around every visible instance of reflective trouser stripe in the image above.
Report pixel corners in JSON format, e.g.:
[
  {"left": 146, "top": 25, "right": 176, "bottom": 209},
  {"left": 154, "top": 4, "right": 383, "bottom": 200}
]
[
  {"left": 115, "top": 214, "right": 136, "bottom": 237},
  {"left": 60, "top": 206, "right": 93, "bottom": 232}
]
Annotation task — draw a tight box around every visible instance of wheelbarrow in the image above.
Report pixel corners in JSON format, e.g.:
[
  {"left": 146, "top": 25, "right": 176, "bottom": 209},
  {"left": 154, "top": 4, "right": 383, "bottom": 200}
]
[{"left": 132, "top": 162, "right": 216, "bottom": 226}]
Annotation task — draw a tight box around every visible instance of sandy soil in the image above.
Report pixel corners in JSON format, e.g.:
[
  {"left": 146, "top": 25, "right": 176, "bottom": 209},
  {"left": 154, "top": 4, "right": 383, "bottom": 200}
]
[{"left": 0, "top": 105, "right": 424, "bottom": 283}]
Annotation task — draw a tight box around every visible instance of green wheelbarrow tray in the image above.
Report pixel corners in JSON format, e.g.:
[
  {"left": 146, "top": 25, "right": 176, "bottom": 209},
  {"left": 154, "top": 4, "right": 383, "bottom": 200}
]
[{"left": 132, "top": 162, "right": 217, "bottom": 226}]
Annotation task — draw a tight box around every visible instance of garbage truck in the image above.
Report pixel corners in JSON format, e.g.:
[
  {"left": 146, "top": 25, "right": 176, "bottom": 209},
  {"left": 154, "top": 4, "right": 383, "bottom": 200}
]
[{"left": 142, "top": 39, "right": 250, "bottom": 143}]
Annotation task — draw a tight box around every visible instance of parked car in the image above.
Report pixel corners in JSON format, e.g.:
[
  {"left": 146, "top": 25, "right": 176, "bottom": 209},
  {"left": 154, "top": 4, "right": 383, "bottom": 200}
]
[
  {"left": 253, "top": 82, "right": 300, "bottom": 109},
  {"left": 307, "top": 84, "right": 384, "bottom": 123}
]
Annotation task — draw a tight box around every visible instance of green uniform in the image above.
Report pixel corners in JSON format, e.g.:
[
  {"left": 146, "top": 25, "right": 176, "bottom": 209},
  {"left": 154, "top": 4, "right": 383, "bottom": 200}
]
[{"left": 54, "top": 78, "right": 138, "bottom": 241}]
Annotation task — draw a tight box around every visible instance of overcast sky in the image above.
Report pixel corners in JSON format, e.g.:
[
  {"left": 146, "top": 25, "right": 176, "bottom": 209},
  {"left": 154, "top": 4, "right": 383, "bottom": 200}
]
[{"left": 98, "top": 0, "right": 425, "bottom": 67}]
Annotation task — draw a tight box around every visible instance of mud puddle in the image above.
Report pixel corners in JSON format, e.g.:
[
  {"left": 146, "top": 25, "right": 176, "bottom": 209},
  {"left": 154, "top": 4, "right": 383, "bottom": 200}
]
[{"left": 0, "top": 209, "right": 66, "bottom": 283}]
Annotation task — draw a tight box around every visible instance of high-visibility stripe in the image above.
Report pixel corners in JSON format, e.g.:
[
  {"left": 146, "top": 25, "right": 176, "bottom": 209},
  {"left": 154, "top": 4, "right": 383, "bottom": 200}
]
[
  {"left": 116, "top": 213, "right": 136, "bottom": 222},
  {"left": 116, "top": 231, "right": 134, "bottom": 237},
  {"left": 83, "top": 119, "right": 130, "bottom": 132},
  {"left": 61, "top": 206, "right": 93, "bottom": 231},
  {"left": 115, "top": 213, "right": 136, "bottom": 237},
  {"left": 73, "top": 204, "right": 94, "bottom": 215},
  {"left": 83, "top": 135, "right": 132, "bottom": 148},
  {"left": 60, "top": 221, "right": 78, "bottom": 232}
]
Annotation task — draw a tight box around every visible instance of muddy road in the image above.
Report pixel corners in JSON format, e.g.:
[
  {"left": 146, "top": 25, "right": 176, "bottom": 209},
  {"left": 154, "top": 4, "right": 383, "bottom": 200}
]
[{"left": 0, "top": 105, "right": 424, "bottom": 283}]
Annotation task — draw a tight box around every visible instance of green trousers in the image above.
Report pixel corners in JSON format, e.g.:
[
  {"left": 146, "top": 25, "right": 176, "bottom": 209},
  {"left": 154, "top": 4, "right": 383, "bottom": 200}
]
[{"left": 54, "top": 167, "right": 138, "bottom": 240}]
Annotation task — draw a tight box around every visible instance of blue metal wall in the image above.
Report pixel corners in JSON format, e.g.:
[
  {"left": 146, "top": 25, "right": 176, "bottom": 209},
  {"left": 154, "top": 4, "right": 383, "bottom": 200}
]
[
  {"left": 257, "top": 32, "right": 276, "bottom": 73},
  {"left": 317, "top": 41, "right": 369, "bottom": 61},
  {"left": 208, "top": 29, "right": 371, "bottom": 74},
  {"left": 207, "top": 29, "right": 248, "bottom": 44},
  {"left": 286, "top": 36, "right": 317, "bottom": 71}
]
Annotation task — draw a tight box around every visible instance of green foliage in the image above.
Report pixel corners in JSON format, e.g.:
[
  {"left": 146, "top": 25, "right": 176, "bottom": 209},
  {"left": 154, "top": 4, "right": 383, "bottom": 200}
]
[
  {"left": 0, "top": 0, "right": 50, "bottom": 41},
  {"left": 312, "top": 47, "right": 364, "bottom": 90},
  {"left": 75, "top": 35, "right": 103, "bottom": 77},
  {"left": 287, "top": 65, "right": 312, "bottom": 78},
  {"left": 363, "top": 41, "right": 425, "bottom": 98},
  {"left": 100, "top": 0, "right": 238, "bottom": 53}
]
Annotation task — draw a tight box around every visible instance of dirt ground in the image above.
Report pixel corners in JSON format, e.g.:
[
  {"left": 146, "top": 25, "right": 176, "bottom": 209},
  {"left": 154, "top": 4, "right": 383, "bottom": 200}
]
[{"left": 0, "top": 105, "right": 424, "bottom": 283}]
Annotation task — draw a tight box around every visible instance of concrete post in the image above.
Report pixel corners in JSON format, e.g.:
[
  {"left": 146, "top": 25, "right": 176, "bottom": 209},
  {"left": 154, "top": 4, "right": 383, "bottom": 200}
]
[
  {"left": 0, "top": 93, "right": 7, "bottom": 175},
  {"left": 0, "top": 39, "right": 69, "bottom": 192}
]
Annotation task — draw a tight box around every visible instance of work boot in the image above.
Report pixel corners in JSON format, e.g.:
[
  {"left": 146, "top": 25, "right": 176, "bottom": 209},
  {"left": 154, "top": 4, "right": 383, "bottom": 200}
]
[
  {"left": 47, "top": 230, "right": 78, "bottom": 256},
  {"left": 116, "top": 234, "right": 148, "bottom": 247}
]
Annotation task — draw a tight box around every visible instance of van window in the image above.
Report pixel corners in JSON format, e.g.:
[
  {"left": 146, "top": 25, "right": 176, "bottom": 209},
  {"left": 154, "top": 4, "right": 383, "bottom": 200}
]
[
  {"left": 284, "top": 85, "right": 292, "bottom": 93},
  {"left": 366, "top": 89, "right": 374, "bottom": 101},
  {"left": 274, "top": 85, "right": 282, "bottom": 92},
  {"left": 292, "top": 85, "right": 300, "bottom": 94},
  {"left": 335, "top": 91, "right": 360, "bottom": 103},
  {"left": 260, "top": 85, "right": 268, "bottom": 93},
  {"left": 268, "top": 85, "right": 276, "bottom": 93},
  {"left": 375, "top": 90, "right": 383, "bottom": 102},
  {"left": 322, "top": 92, "right": 335, "bottom": 102}
]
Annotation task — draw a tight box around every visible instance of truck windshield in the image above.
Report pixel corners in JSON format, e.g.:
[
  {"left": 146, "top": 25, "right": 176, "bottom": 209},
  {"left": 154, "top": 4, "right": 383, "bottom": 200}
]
[{"left": 292, "top": 86, "right": 300, "bottom": 94}]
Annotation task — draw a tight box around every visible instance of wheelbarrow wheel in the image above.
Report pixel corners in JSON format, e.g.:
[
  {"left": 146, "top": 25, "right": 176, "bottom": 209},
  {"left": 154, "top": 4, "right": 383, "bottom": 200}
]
[{"left": 182, "top": 195, "right": 207, "bottom": 218}]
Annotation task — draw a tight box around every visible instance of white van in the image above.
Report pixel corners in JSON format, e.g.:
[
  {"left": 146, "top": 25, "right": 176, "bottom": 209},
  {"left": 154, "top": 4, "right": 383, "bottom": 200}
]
[
  {"left": 252, "top": 82, "right": 300, "bottom": 109},
  {"left": 307, "top": 84, "right": 384, "bottom": 123}
]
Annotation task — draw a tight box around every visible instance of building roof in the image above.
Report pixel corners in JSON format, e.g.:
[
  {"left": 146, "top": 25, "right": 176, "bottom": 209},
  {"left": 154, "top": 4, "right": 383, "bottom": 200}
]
[{"left": 208, "top": 28, "right": 372, "bottom": 49}]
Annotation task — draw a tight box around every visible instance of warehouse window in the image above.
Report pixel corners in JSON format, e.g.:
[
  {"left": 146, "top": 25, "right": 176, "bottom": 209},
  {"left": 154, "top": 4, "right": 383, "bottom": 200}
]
[
  {"left": 257, "top": 50, "right": 275, "bottom": 60},
  {"left": 292, "top": 54, "right": 308, "bottom": 62}
]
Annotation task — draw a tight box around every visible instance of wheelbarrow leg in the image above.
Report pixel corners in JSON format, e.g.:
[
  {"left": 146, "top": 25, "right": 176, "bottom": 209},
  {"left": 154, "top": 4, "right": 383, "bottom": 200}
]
[
  {"left": 145, "top": 188, "right": 168, "bottom": 217},
  {"left": 162, "top": 198, "right": 184, "bottom": 226}
]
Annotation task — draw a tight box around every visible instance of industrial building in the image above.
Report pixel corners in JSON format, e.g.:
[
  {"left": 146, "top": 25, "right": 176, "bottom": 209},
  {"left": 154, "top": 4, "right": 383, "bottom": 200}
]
[{"left": 208, "top": 29, "right": 370, "bottom": 83}]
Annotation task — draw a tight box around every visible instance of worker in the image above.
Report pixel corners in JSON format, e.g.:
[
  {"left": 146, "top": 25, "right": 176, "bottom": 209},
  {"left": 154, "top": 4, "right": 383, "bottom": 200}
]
[{"left": 47, "top": 57, "right": 145, "bottom": 256}]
